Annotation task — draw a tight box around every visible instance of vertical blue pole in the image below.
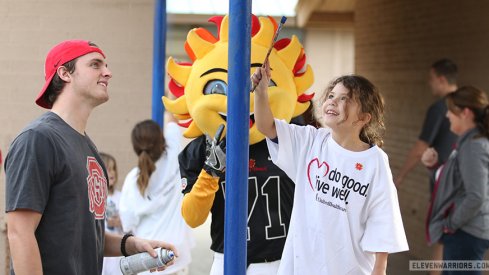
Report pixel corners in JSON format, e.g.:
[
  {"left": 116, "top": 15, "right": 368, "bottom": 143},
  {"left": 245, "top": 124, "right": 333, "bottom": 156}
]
[
  {"left": 224, "top": 1, "right": 251, "bottom": 275},
  {"left": 152, "top": 0, "right": 166, "bottom": 128}
]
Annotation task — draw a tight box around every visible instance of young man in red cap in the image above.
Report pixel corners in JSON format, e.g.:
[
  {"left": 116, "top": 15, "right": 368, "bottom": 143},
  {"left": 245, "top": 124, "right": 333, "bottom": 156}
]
[{"left": 5, "top": 40, "right": 177, "bottom": 275}]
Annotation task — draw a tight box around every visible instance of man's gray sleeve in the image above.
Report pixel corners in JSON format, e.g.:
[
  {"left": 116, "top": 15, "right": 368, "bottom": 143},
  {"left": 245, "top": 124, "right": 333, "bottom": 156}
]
[{"left": 5, "top": 130, "right": 54, "bottom": 213}]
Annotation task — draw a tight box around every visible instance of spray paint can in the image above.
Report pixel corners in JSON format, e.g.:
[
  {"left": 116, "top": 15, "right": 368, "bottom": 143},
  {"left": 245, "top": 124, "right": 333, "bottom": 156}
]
[{"left": 120, "top": 248, "right": 175, "bottom": 275}]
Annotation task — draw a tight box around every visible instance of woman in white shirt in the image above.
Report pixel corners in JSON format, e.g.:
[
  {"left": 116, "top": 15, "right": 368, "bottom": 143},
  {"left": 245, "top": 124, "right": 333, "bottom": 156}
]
[{"left": 120, "top": 116, "right": 194, "bottom": 275}]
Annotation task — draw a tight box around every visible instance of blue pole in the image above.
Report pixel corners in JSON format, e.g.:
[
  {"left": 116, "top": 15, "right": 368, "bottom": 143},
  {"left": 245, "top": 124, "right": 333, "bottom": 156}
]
[
  {"left": 152, "top": 0, "right": 166, "bottom": 128},
  {"left": 224, "top": 1, "right": 251, "bottom": 275}
]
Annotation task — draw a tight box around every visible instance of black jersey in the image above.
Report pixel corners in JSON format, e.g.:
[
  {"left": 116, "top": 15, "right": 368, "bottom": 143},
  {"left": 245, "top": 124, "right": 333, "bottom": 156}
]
[{"left": 179, "top": 136, "right": 294, "bottom": 263}]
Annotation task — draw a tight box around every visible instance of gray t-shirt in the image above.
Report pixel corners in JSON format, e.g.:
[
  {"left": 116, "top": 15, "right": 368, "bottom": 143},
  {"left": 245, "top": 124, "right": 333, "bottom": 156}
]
[{"left": 5, "top": 112, "right": 108, "bottom": 275}]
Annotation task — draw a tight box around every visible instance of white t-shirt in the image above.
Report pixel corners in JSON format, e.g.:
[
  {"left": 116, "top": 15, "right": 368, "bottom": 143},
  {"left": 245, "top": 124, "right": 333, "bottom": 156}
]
[
  {"left": 105, "top": 190, "right": 123, "bottom": 233},
  {"left": 119, "top": 122, "right": 195, "bottom": 274},
  {"left": 267, "top": 119, "right": 408, "bottom": 275},
  {"left": 102, "top": 190, "right": 124, "bottom": 275}
]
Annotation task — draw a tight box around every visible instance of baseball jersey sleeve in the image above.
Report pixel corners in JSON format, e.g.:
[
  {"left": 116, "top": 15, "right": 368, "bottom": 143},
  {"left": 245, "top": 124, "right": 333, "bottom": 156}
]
[
  {"left": 5, "top": 129, "right": 56, "bottom": 213},
  {"left": 179, "top": 137, "right": 207, "bottom": 194},
  {"left": 178, "top": 137, "right": 220, "bottom": 228},
  {"left": 360, "top": 153, "right": 409, "bottom": 253}
]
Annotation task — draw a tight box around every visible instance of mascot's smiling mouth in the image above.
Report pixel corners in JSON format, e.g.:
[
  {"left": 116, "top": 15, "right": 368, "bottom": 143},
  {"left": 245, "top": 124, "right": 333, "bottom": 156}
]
[{"left": 219, "top": 112, "right": 255, "bottom": 128}]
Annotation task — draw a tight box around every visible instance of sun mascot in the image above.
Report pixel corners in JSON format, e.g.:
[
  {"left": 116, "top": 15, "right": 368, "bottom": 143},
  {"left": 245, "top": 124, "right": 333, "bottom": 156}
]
[{"left": 163, "top": 14, "right": 314, "bottom": 274}]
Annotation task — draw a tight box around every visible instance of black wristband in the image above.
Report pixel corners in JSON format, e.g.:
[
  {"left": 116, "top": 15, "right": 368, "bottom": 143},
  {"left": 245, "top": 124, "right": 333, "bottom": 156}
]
[{"left": 121, "top": 233, "right": 134, "bottom": 257}]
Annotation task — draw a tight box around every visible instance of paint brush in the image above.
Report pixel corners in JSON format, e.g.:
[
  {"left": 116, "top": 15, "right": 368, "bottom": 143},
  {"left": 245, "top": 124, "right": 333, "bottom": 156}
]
[{"left": 250, "top": 16, "right": 287, "bottom": 92}]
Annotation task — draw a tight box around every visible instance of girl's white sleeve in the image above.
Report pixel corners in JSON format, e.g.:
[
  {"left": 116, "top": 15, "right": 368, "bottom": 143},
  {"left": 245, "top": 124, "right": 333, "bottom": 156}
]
[
  {"left": 164, "top": 122, "right": 181, "bottom": 152},
  {"left": 360, "top": 153, "right": 409, "bottom": 253},
  {"left": 266, "top": 118, "right": 316, "bottom": 180},
  {"left": 153, "top": 121, "right": 182, "bottom": 207}
]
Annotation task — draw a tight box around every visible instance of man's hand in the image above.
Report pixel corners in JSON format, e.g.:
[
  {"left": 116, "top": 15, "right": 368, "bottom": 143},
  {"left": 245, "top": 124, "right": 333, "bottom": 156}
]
[
  {"left": 125, "top": 236, "right": 178, "bottom": 272},
  {"left": 203, "top": 124, "right": 226, "bottom": 178},
  {"left": 421, "top": 147, "right": 438, "bottom": 168}
]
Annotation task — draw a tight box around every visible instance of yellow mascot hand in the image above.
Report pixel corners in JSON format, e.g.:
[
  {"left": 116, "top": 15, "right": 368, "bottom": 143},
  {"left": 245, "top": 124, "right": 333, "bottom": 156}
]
[{"left": 181, "top": 170, "right": 220, "bottom": 228}]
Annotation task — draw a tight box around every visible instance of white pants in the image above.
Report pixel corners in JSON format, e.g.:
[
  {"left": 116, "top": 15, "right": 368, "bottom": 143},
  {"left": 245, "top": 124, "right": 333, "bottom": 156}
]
[{"left": 209, "top": 252, "right": 280, "bottom": 275}]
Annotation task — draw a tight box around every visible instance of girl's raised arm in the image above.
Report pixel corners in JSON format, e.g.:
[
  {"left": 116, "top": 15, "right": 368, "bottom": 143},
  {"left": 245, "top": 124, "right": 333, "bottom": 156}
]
[{"left": 253, "top": 61, "right": 277, "bottom": 139}]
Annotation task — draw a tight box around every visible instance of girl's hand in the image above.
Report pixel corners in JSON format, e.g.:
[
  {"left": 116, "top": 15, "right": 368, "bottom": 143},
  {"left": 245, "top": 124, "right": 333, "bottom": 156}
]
[
  {"left": 251, "top": 60, "right": 271, "bottom": 96},
  {"left": 421, "top": 147, "right": 438, "bottom": 167}
]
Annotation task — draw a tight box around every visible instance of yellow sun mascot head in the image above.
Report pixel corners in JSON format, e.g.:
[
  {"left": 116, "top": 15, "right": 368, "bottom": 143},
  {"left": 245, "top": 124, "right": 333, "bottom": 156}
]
[{"left": 163, "top": 14, "right": 314, "bottom": 145}]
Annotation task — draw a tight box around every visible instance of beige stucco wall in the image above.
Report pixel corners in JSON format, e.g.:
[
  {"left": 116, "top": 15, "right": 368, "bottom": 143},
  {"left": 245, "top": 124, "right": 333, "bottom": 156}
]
[{"left": 303, "top": 27, "right": 354, "bottom": 118}]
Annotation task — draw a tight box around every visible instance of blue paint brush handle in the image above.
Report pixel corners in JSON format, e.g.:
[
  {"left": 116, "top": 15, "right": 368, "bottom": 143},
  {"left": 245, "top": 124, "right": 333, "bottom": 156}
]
[
  {"left": 265, "top": 16, "right": 287, "bottom": 63},
  {"left": 251, "top": 16, "right": 287, "bottom": 92}
]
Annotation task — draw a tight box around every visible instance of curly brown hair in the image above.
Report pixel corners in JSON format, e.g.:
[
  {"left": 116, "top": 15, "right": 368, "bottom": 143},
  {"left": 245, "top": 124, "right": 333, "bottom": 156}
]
[{"left": 321, "top": 75, "right": 385, "bottom": 147}]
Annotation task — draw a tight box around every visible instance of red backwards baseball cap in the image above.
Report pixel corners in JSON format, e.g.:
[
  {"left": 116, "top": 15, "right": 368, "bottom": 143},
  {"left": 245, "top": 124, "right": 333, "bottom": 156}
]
[{"left": 35, "top": 40, "right": 106, "bottom": 109}]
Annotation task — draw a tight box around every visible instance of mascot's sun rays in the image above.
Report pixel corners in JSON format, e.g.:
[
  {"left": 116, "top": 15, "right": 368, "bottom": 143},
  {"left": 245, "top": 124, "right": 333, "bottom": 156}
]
[{"left": 163, "top": 14, "right": 314, "bottom": 144}]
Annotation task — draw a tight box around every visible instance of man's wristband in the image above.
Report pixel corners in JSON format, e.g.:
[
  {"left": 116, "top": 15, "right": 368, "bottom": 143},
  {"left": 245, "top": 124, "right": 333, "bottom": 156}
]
[{"left": 121, "top": 233, "right": 134, "bottom": 256}]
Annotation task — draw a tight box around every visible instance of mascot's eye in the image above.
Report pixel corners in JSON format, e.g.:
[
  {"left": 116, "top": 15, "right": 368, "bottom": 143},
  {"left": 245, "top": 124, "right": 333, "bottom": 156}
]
[
  {"left": 268, "top": 79, "right": 277, "bottom": 87},
  {"left": 204, "top": 80, "right": 228, "bottom": 95}
]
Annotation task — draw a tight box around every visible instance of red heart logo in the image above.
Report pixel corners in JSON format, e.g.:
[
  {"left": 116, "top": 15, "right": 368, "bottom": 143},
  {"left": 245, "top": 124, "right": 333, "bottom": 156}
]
[{"left": 307, "top": 158, "right": 330, "bottom": 190}]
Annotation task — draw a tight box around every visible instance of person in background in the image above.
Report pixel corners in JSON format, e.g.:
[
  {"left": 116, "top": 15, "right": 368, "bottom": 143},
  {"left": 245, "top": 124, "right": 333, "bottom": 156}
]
[
  {"left": 100, "top": 152, "right": 124, "bottom": 275},
  {"left": 423, "top": 86, "right": 489, "bottom": 275},
  {"left": 395, "top": 59, "right": 458, "bottom": 273},
  {"left": 396, "top": 58, "right": 458, "bottom": 188},
  {"left": 119, "top": 114, "right": 194, "bottom": 275},
  {"left": 5, "top": 39, "right": 176, "bottom": 275}
]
